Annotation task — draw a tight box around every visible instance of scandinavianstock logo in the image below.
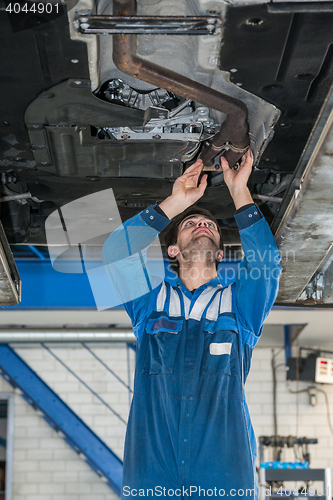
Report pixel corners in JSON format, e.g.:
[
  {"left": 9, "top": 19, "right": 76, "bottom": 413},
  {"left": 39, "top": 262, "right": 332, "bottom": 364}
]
[
  {"left": 45, "top": 189, "right": 165, "bottom": 311},
  {"left": 45, "top": 189, "right": 284, "bottom": 311}
]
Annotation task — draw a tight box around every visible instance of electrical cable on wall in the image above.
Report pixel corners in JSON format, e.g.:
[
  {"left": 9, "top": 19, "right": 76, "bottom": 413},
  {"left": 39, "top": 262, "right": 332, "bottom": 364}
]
[
  {"left": 271, "top": 348, "right": 288, "bottom": 461},
  {"left": 288, "top": 385, "right": 333, "bottom": 436},
  {"left": 271, "top": 349, "right": 278, "bottom": 460}
]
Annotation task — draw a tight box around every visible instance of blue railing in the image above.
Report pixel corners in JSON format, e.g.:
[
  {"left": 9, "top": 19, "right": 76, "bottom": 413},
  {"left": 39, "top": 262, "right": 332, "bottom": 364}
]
[{"left": 0, "top": 344, "right": 124, "bottom": 495}]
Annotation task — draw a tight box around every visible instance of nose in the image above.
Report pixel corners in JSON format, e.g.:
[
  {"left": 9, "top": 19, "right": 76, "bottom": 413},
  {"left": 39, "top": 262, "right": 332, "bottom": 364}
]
[{"left": 197, "top": 219, "right": 208, "bottom": 227}]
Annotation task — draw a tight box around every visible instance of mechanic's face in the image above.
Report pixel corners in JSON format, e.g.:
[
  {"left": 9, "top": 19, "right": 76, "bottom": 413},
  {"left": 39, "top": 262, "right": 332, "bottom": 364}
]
[{"left": 167, "top": 215, "right": 223, "bottom": 264}]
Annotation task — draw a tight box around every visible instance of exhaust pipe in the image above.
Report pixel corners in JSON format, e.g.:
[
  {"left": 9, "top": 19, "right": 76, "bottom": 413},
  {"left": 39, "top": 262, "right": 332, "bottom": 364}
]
[{"left": 112, "top": 0, "right": 250, "bottom": 169}]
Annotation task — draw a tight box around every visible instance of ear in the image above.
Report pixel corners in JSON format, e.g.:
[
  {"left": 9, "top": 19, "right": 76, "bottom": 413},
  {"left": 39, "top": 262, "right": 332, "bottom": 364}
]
[
  {"left": 168, "top": 245, "right": 180, "bottom": 258},
  {"left": 216, "top": 250, "right": 223, "bottom": 262}
]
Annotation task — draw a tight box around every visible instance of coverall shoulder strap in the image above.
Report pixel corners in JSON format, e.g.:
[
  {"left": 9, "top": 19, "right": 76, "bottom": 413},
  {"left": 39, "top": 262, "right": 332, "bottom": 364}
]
[
  {"left": 201, "top": 288, "right": 224, "bottom": 320},
  {"left": 155, "top": 281, "right": 183, "bottom": 318}
]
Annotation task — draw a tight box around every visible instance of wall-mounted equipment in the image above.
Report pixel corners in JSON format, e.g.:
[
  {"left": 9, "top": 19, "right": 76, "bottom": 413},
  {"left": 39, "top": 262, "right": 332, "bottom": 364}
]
[{"left": 287, "top": 348, "right": 333, "bottom": 384}]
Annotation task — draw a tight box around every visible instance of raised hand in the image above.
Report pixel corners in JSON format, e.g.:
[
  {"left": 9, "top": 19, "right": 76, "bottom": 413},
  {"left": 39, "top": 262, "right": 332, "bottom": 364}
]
[
  {"left": 159, "top": 159, "right": 208, "bottom": 219},
  {"left": 172, "top": 159, "right": 207, "bottom": 204},
  {"left": 220, "top": 149, "right": 254, "bottom": 210}
]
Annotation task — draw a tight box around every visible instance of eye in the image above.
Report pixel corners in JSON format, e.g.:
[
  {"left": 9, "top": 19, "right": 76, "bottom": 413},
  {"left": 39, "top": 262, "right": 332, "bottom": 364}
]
[
  {"left": 207, "top": 221, "right": 216, "bottom": 228},
  {"left": 185, "top": 220, "right": 194, "bottom": 226}
]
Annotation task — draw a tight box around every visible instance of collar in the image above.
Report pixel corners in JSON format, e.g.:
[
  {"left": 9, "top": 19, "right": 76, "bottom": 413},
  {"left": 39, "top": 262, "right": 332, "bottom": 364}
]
[{"left": 166, "top": 274, "right": 222, "bottom": 294}]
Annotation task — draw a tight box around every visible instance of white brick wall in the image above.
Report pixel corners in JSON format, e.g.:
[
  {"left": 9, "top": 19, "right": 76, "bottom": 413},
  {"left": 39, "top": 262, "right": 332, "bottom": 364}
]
[
  {"left": 246, "top": 347, "right": 333, "bottom": 492},
  {"left": 1, "top": 343, "right": 333, "bottom": 498},
  {"left": 0, "top": 343, "right": 136, "bottom": 500}
]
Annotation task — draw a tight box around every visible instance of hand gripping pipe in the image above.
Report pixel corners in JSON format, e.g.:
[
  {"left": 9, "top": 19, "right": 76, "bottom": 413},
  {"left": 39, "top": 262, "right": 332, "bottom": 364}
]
[{"left": 112, "top": 0, "right": 250, "bottom": 169}]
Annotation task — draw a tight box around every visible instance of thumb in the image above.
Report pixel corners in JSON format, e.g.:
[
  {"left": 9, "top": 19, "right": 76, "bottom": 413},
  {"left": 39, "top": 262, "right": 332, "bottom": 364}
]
[{"left": 220, "top": 156, "right": 230, "bottom": 172}]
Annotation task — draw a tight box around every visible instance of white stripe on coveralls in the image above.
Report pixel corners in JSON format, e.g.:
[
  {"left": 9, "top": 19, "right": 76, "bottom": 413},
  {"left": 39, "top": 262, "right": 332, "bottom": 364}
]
[{"left": 156, "top": 282, "right": 232, "bottom": 321}]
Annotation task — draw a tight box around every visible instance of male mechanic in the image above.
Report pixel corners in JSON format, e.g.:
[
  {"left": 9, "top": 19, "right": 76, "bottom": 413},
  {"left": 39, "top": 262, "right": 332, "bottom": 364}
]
[{"left": 102, "top": 150, "right": 282, "bottom": 499}]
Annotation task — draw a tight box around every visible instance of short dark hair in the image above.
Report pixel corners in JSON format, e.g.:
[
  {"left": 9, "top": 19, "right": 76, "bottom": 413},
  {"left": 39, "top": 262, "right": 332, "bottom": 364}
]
[{"left": 163, "top": 206, "right": 223, "bottom": 274}]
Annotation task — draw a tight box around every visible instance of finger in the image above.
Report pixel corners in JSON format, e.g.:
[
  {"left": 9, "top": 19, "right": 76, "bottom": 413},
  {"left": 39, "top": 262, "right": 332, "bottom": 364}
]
[
  {"left": 185, "top": 159, "right": 203, "bottom": 173},
  {"left": 184, "top": 168, "right": 201, "bottom": 182},
  {"left": 182, "top": 170, "right": 199, "bottom": 177},
  {"left": 246, "top": 148, "right": 253, "bottom": 160},
  {"left": 184, "top": 174, "right": 201, "bottom": 189},
  {"left": 191, "top": 158, "right": 203, "bottom": 165},
  {"left": 244, "top": 148, "right": 254, "bottom": 167},
  {"left": 181, "top": 163, "right": 203, "bottom": 183},
  {"left": 197, "top": 174, "right": 208, "bottom": 195},
  {"left": 240, "top": 148, "right": 252, "bottom": 167}
]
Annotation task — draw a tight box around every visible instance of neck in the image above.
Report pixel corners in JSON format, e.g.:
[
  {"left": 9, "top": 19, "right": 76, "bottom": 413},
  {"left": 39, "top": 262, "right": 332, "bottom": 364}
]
[{"left": 178, "top": 261, "right": 217, "bottom": 291}]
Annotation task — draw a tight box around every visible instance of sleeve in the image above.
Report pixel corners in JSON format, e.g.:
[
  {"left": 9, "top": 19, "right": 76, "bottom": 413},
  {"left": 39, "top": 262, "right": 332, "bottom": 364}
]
[
  {"left": 232, "top": 204, "right": 282, "bottom": 345},
  {"left": 234, "top": 203, "right": 256, "bottom": 215},
  {"left": 101, "top": 205, "right": 170, "bottom": 329}
]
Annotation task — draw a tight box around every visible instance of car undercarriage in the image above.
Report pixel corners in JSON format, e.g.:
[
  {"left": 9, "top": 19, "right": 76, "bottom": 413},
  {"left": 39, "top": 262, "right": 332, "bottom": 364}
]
[{"left": 1, "top": 0, "right": 333, "bottom": 305}]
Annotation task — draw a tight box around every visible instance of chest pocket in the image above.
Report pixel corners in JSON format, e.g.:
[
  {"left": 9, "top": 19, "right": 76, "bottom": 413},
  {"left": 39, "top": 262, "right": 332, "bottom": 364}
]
[
  {"left": 202, "top": 315, "right": 239, "bottom": 376},
  {"left": 141, "top": 315, "right": 183, "bottom": 375}
]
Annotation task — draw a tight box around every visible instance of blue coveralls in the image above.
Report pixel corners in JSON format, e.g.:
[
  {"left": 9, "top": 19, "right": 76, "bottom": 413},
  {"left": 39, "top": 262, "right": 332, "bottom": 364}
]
[{"left": 102, "top": 204, "right": 282, "bottom": 499}]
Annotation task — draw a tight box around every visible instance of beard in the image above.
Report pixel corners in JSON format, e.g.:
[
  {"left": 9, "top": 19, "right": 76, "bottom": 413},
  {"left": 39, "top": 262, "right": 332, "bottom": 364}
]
[{"left": 178, "top": 236, "right": 220, "bottom": 268}]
